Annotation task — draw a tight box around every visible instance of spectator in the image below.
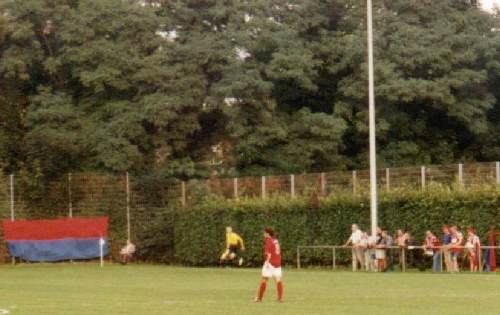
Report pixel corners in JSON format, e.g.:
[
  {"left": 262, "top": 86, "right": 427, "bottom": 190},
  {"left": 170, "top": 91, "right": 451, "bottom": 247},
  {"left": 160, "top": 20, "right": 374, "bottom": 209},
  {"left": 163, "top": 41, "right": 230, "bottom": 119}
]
[
  {"left": 367, "top": 232, "right": 378, "bottom": 271},
  {"left": 484, "top": 225, "right": 497, "bottom": 272},
  {"left": 423, "top": 230, "right": 441, "bottom": 272},
  {"left": 375, "top": 227, "right": 387, "bottom": 271},
  {"left": 465, "top": 228, "right": 480, "bottom": 272},
  {"left": 344, "top": 224, "right": 364, "bottom": 271},
  {"left": 448, "top": 226, "right": 464, "bottom": 273},
  {"left": 396, "top": 229, "right": 408, "bottom": 271},
  {"left": 442, "top": 225, "right": 452, "bottom": 272},
  {"left": 396, "top": 230, "right": 406, "bottom": 247},
  {"left": 120, "top": 240, "right": 136, "bottom": 265},
  {"left": 384, "top": 230, "right": 394, "bottom": 271},
  {"left": 360, "top": 232, "right": 371, "bottom": 271},
  {"left": 404, "top": 231, "right": 419, "bottom": 269}
]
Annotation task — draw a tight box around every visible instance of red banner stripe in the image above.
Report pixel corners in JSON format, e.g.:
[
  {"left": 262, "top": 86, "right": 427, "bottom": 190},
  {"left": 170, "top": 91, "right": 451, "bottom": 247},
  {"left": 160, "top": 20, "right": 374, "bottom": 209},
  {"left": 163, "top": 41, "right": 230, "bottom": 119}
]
[{"left": 2, "top": 217, "right": 108, "bottom": 241}]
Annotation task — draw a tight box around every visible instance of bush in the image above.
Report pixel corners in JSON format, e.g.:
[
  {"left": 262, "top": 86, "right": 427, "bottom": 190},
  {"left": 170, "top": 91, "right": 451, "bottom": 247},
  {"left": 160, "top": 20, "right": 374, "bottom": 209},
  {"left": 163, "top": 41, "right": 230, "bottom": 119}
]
[{"left": 134, "top": 187, "right": 500, "bottom": 267}]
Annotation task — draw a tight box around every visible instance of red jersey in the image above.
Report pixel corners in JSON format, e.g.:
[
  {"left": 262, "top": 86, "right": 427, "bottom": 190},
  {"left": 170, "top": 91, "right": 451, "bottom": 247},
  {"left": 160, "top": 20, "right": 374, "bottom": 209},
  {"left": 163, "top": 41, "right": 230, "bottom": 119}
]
[{"left": 264, "top": 237, "right": 282, "bottom": 267}]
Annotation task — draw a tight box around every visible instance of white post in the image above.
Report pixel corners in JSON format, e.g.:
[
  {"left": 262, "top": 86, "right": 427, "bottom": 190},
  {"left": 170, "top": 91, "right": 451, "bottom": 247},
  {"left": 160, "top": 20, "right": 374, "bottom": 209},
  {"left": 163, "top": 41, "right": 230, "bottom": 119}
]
[
  {"left": 68, "top": 173, "right": 73, "bottom": 218},
  {"left": 181, "top": 181, "right": 186, "bottom": 207},
  {"left": 290, "top": 175, "right": 295, "bottom": 198},
  {"left": 367, "top": 0, "right": 378, "bottom": 237},
  {"left": 10, "top": 174, "right": 15, "bottom": 265},
  {"left": 352, "top": 170, "right": 357, "bottom": 195},
  {"left": 233, "top": 178, "right": 238, "bottom": 199},
  {"left": 261, "top": 176, "right": 266, "bottom": 199},
  {"left": 421, "top": 166, "right": 426, "bottom": 190},
  {"left": 99, "top": 237, "right": 105, "bottom": 268},
  {"left": 126, "top": 172, "right": 131, "bottom": 242},
  {"left": 385, "top": 168, "right": 390, "bottom": 191},
  {"left": 320, "top": 172, "right": 326, "bottom": 196},
  {"left": 496, "top": 162, "right": 500, "bottom": 185},
  {"left": 458, "top": 163, "right": 463, "bottom": 187},
  {"left": 9, "top": 174, "right": 14, "bottom": 221}
]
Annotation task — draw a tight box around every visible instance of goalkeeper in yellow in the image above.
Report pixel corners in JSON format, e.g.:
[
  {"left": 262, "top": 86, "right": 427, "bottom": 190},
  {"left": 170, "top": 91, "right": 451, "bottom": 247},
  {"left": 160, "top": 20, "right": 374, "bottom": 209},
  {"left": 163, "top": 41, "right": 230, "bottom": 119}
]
[{"left": 220, "top": 226, "right": 245, "bottom": 267}]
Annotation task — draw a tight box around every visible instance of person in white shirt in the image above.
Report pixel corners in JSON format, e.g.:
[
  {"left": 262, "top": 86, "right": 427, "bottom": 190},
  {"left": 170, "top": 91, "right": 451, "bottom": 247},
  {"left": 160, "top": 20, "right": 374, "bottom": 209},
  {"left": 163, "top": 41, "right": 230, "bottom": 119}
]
[
  {"left": 344, "top": 224, "right": 364, "bottom": 271},
  {"left": 360, "top": 232, "right": 378, "bottom": 271},
  {"left": 447, "top": 226, "right": 464, "bottom": 273},
  {"left": 120, "top": 240, "right": 136, "bottom": 265},
  {"left": 465, "top": 228, "right": 480, "bottom": 272}
]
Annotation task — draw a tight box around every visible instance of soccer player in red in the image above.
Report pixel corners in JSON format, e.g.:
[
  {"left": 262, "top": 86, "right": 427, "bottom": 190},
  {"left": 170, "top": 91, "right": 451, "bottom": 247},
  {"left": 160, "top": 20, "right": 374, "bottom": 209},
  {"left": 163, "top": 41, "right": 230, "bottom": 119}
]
[{"left": 255, "top": 227, "right": 283, "bottom": 303}]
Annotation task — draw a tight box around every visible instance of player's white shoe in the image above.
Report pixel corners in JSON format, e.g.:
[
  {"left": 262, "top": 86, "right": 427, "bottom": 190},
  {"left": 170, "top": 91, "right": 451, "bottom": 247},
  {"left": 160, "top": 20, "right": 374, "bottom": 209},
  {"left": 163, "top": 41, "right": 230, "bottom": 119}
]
[{"left": 238, "top": 258, "right": 244, "bottom": 266}]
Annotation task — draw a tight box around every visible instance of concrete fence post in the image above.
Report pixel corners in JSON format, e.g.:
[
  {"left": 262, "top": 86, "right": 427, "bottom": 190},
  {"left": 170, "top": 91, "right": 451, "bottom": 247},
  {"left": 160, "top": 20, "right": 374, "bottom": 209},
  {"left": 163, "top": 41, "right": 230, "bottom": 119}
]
[
  {"left": 385, "top": 168, "right": 390, "bottom": 191},
  {"left": 496, "top": 161, "right": 499, "bottom": 185},
  {"left": 261, "top": 176, "right": 266, "bottom": 199},
  {"left": 68, "top": 173, "right": 73, "bottom": 218},
  {"left": 352, "top": 171, "right": 357, "bottom": 195},
  {"left": 181, "top": 181, "right": 186, "bottom": 207},
  {"left": 290, "top": 175, "right": 295, "bottom": 198},
  {"left": 458, "top": 163, "right": 464, "bottom": 187},
  {"left": 421, "top": 166, "right": 426, "bottom": 190},
  {"left": 10, "top": 174, "right": 15, "bottom": 265},
  {"left": 126, "top": 172, "right": 131, "bottom": 242},
  {"left": 320, "top": 172, "right": 326, "bottom": 196},
  {"left": 233, "top": 178, "right": 238, "bottom": 199},
  {"left": 9, "top": 174, "right": 14, "bottom": 221}
]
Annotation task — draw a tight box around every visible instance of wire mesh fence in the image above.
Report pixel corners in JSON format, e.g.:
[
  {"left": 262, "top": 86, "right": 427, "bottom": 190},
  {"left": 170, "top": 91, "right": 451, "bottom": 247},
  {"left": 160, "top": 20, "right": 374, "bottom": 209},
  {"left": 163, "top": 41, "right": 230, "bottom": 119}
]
[{"left": 0, "top": 161, "right": 498, "bottom": 263}]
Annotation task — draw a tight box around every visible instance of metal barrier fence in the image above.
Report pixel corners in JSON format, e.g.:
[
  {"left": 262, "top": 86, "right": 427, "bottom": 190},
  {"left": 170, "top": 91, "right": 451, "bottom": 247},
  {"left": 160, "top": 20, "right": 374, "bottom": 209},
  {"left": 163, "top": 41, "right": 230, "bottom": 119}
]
[
  {"left": 202, "top": 162, "right": 500, "bottom": 201},
  {"left": 0, "top": 161, "right": 498, "bottom": 262},
  {"left": 297, "top": 245, "right": 500, "bottom": 272},
  {"left": 0, "top": 162, "right": 498, "bottom": 214}
]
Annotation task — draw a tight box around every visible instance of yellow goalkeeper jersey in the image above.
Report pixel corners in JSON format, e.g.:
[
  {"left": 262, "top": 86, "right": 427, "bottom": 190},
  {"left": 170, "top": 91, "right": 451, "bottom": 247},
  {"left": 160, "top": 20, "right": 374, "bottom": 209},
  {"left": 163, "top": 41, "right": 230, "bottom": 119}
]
[{"left": 226, "top": 232, "right": 244, "bottom": 248}]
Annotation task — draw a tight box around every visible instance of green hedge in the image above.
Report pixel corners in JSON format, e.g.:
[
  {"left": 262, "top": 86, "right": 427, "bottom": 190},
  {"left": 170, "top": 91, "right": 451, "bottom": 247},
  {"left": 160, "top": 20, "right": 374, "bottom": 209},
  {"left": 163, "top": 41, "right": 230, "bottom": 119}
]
[{"left": 133, "top": 187, "right": 500, "bottom": 267}]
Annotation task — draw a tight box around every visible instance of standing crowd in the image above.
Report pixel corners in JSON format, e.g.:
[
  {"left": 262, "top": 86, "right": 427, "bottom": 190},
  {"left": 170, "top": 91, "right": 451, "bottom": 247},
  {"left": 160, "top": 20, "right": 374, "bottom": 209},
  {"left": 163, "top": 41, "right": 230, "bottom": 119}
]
[{"left": 345, "top": 224, "right": 490, "bottom": 272}]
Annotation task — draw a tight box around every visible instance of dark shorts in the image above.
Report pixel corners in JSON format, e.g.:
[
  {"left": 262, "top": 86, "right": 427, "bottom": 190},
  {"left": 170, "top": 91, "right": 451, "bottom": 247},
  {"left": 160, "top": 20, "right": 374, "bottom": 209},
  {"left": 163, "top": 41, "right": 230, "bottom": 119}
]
[{"left": 228, "top": 246, "right": 240, "bottom": 255}]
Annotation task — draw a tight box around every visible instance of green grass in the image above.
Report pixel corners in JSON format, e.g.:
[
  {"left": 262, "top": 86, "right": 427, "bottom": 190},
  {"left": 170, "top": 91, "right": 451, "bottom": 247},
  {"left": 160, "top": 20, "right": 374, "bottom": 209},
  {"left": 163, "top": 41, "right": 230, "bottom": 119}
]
[{"left": 1, "top": 264, "right": 500, "bottom": 315}]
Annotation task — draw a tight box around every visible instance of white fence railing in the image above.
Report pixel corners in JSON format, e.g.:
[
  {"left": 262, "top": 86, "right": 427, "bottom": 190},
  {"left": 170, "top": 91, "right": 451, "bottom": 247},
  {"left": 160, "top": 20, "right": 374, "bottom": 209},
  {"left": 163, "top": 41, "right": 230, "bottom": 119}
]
[{"left": 297, "top": 245, "right": 500, "bottom": 272}]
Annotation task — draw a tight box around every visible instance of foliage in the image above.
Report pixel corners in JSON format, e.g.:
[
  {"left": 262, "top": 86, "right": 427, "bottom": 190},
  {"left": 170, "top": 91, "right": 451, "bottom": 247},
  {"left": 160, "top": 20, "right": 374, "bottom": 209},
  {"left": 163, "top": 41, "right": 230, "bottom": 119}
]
[
  {"left": 130, "top": 187, "right": 500, "bottom": 266},
  {"left": 0, "top": 0, "right": 499, "bottom": 181}
]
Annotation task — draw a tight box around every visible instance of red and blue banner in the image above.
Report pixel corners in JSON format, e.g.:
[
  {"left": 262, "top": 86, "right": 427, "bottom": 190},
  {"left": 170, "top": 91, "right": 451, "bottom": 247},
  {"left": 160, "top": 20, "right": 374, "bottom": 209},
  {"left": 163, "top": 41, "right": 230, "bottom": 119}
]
[{"left": 2, "top": 217, "right": 109, "bottom": 262}]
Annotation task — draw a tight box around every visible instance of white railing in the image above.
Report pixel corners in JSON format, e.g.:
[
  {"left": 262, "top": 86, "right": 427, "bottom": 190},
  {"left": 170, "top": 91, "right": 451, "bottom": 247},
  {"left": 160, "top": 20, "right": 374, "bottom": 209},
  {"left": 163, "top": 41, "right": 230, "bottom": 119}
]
[{"left": 297, "top": 245, "right": 500, "bottom": 272}]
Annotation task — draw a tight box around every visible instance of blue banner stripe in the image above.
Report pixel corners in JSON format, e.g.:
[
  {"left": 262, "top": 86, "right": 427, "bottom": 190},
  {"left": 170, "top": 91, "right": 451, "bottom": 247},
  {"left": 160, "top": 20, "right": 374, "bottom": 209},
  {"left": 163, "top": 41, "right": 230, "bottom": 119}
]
[{"left": 8, "top": 238, "right": 109, "bottom": 262}]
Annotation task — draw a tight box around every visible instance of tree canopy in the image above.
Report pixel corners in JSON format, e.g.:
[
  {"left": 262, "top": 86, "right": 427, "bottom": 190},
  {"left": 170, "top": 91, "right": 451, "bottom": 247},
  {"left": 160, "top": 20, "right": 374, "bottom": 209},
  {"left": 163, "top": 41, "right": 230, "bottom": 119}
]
[{"left": 0, "top": 0, "right": 499, "bottom": 179}]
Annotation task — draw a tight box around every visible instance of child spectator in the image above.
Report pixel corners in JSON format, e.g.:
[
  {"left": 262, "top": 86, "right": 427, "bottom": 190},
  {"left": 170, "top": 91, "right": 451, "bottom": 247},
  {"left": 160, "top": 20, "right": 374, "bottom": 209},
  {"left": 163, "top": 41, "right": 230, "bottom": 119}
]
[
  {"left": 120, "top": 240, "right": 136, "bottom": 265},
  {"left": 465, "top": 228, "right": 480, "bottom": 272},
  {"left": 448, "top": 226, "right": 464, "bottom": 273},
  {"left": 383, "top": 230, "right": 394, "bottom": 271},
  {"left": 442, "top": 225, "right": 452, "bottom": 272},
  {"left": 360, "top": 232, "right": 371, "bottom": 271},
  {"left": 396, "top": 229, "right": 407, "bottom": 271},
  {"left": 375, "top": 227, "right": 387, "bottom": 271},
  {"left": 423, "top": 230, "right": 441, "bottom": 272}
]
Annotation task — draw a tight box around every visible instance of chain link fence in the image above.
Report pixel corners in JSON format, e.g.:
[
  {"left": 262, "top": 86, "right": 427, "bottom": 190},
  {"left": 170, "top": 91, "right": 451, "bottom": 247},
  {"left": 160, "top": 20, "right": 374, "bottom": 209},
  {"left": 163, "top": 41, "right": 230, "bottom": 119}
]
[{"left": 0, "top": 161, "right": 498, "bottom": 263}]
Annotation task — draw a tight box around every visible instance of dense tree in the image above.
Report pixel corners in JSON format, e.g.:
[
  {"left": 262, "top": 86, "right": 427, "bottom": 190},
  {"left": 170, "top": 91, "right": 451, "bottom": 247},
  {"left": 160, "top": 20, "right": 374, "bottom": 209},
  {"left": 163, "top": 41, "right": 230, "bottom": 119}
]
[
  {"left": 0, "top": 0, "right": 499, "bottom": 180},
  {"left": 0, "top": 0, "right": 227, "bottom": 178}
]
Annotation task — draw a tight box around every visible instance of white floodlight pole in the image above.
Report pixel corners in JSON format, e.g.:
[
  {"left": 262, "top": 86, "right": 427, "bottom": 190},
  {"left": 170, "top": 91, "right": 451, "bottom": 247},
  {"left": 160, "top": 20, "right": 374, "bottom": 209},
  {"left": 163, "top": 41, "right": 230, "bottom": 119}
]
[{"left": 367, "top": 0, "right": 378, "bottom": 237}]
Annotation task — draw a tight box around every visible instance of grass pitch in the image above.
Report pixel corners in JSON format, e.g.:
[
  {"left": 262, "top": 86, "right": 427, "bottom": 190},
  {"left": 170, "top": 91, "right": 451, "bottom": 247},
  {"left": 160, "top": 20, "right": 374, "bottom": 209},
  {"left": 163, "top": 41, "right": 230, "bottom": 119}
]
[{"left": 1, "top": 264, "right": 500, "bottom": 315}]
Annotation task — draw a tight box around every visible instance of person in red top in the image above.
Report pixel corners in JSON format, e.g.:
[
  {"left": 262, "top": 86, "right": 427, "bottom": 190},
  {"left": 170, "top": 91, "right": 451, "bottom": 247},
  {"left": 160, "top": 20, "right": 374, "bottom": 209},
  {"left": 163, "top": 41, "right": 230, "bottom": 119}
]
[{"left": 255, "top": 227, "right": 283, "bottom": 303}]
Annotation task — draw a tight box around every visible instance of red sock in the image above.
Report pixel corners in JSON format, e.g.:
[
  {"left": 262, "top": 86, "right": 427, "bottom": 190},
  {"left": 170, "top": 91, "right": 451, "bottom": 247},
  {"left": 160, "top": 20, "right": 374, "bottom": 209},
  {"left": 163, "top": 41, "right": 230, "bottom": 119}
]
[
  {"left": 277, "top": 281, "right": 283, "bottom": 301},
  {"left": 258, "top": 282, "right": 267, "bottom": 301}
]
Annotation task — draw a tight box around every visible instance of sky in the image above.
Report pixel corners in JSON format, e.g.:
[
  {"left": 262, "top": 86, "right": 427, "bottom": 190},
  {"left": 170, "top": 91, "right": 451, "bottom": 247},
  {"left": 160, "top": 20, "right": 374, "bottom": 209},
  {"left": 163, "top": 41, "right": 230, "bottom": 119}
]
[{"left": 482, "top": 0, "right": 500, "bottom": 11}]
